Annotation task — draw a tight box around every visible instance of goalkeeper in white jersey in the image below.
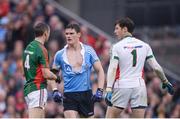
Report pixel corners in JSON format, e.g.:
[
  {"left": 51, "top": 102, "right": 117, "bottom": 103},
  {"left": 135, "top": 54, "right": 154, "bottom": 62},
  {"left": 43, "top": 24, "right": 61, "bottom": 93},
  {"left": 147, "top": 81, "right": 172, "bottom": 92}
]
[{"left": 105, "top": 17, "right": 174, "bottom": 118}]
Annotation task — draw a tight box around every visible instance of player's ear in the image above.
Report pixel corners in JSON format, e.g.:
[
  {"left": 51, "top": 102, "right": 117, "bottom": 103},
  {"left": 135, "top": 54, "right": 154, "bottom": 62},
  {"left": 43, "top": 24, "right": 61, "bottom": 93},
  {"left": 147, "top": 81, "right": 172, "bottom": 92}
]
[
  {"left": 44, "top": 31, "right": 48, "bottom": 37},
  {"left": 43, "top": 31, "right": 46, "bottom": 37},
  {"left": 122, "top": 27, "right": 128, "bottom": 33},
  {"left": 77, "top": 32, "right": 81, "bottom": 38}
]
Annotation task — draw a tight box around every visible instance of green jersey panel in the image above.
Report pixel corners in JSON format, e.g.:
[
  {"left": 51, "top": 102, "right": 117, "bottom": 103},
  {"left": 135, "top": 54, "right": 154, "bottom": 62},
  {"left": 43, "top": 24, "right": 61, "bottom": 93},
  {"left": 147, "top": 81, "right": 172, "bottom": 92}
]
[{"left": 23, "top": 40, "right": 49, "bottom": 96}]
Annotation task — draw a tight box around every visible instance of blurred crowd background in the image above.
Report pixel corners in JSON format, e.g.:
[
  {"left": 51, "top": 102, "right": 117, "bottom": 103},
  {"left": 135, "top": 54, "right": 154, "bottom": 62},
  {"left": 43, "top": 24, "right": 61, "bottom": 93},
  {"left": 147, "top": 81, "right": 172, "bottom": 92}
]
[{"left": 0, "top": 0, "right": 179, "bottom": 118}]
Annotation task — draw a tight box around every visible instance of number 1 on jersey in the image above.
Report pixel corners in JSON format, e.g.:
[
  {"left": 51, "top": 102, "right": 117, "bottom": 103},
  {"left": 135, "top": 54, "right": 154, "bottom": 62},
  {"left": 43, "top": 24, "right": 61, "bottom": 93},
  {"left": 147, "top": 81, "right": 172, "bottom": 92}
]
[
  {"left": 131, "top": 49, "right": 137, "bottom": 67},
  {"left": 25, "top": 54, "right": 30, "bottom": 69}
]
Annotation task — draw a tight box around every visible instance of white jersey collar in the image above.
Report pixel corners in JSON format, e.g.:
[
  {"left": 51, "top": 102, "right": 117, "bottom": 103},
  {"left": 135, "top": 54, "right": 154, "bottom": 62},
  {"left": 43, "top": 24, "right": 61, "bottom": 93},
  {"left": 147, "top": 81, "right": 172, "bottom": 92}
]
[{"left": 62, "top": 42, "right": 85, "bottom": 65}]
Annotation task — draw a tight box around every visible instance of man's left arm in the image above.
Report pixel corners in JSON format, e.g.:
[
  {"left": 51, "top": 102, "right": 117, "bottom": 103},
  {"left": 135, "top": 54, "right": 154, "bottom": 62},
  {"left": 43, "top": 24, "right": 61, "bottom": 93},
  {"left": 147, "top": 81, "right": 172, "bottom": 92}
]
[
  {"left": 92, "top": 60, "right": 105, "bottom": 102},
  {"left": 89, "top": 46, "right": 105, "bottom": 102},
  {"left": 93, "top": 61, "right": 105, "bottom": 90}
]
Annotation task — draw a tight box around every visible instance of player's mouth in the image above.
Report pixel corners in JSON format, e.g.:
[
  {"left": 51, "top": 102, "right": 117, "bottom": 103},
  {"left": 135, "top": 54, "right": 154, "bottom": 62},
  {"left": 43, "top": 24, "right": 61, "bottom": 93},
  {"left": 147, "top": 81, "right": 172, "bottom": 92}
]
[
  {"left": 115, "top": 33, "right": 121, "bottom": 38},
  {"left": 67, "top": 38, "right": 72, "bottom": 42},
  {"left": 114, "top": 34, "right": 118, "bottom": 37}
]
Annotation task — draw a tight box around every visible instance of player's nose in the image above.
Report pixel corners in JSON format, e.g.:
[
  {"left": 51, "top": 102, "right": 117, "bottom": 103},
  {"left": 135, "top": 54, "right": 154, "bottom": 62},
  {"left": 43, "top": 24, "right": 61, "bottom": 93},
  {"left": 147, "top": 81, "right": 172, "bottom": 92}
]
[
  {"left": 114, "top": 28, "right": 118, "bottom": 33},
  {"left": 66, "top": 34, "right": 70, "bottom": 38},
  {"left": 114, "top": 30, "right": 117, "bottom": 36}
]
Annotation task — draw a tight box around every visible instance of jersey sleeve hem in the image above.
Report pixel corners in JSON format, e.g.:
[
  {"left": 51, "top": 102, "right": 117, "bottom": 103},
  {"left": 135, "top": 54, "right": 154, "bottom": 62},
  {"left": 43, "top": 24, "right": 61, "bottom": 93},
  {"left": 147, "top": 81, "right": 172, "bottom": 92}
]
[
  {"left": 146, "top": 55, "right": 153, "bottom": 60},
  {"left": 113, "top": 56, "right": 119, "bottom": 60},
  {"left": 92, "top": 59, "right": 99, "bottom": 65}
]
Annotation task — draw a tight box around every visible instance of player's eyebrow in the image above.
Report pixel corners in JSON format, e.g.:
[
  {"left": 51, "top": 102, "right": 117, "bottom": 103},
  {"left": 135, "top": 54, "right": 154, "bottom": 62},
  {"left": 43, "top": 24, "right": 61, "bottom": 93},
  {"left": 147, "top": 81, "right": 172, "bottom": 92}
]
[{"left": 65, "top": 32, "right": 74, "bottom": 35}]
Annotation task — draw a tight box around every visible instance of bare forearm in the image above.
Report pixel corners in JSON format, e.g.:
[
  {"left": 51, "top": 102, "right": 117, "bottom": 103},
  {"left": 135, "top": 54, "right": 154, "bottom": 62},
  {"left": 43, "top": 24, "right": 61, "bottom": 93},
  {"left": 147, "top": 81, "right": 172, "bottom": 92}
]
[
  {"left": 97, "top": 68, "right": 105, "bottom": 89},
  {"left": 154, "top": 67, "right": 168, "bottom": 83},
  {"left": 42, "top": 69, "right": 57, "bottom": 80},
  {"left": 93, "top": 61, "right": 105, "bottom": 89},
  {"left": 146, "top": 58, "right": 168, "bottom": 83},
  {"left": 47, "top": 80, "right": 58, "bottom": 90},
  {"left": 106, "top": 59, "right": 118, "bottom": 88},
  {"left": 107, "top": 67, "right": 116, "bottom": 88}
]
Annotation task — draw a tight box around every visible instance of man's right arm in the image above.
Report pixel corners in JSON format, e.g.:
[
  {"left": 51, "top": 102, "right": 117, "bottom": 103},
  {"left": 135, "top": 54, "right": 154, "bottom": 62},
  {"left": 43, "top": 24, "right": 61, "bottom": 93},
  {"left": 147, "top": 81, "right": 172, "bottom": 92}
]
[
  {"left": 106, "top": 58, "right": 119, "bottom": 90},
  {"left": 41, "top": 68, "right": 57, "bottom": 80},
  {"left": 106, "top": 45, "right": 119, "bottom": 91}
]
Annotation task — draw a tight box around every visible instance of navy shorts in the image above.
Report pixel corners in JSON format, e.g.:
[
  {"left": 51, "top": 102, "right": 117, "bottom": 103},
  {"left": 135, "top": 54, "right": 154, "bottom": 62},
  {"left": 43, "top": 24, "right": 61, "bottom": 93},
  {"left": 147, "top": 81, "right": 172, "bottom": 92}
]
[{"left": 63, "top": 90, "right": 94, "bottom": 117}]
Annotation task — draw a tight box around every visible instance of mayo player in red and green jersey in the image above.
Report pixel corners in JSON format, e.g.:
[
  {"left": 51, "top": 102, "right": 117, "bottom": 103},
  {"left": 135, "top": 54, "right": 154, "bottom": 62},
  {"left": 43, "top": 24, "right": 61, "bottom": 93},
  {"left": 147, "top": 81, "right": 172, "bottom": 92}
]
[
  {"left": 23, "top": 23, "right": 62, "bottom": 118},
  {"left": 23, "top": 39, "right": 49, "bottom": 97}
]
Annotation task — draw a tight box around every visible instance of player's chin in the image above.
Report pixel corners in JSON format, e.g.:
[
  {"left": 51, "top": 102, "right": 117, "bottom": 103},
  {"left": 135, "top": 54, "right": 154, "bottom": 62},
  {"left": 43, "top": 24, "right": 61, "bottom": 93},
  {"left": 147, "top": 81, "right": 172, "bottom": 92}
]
[
  {"left": 67, "top": 41, "right": 73, "bottom": 45},
  {"left": 115, "top": 34, "right": 120, "bottom": 39},
  {"left": 116, "top": 36, "right": 122, "bottom": 40}
]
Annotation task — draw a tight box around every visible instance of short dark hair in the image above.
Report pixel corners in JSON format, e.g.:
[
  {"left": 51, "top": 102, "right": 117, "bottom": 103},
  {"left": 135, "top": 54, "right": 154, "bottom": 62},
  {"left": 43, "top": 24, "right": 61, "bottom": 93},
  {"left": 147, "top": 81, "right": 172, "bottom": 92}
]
[
  {"left": 66, "top": 23, "right": 81, "bottom": 33},
  {"left": 33, "top": 22, "right": 50, "bottom": 37},
  {"left": 115, "top": 17, "right": 135, "bottom": 33}
]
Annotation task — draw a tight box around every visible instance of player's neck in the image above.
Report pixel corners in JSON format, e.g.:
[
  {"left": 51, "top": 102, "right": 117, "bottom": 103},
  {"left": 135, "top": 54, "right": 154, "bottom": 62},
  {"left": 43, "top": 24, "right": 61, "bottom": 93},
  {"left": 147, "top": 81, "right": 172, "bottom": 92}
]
[
  {"left": 68, "top": 42, "right": 81, "bottom": 51},
  {"left": 120, "top": 32, "right": 132, "bottom": 40},
  {"left": 35, "top": 37, "right": 45, "bottom": 45}
]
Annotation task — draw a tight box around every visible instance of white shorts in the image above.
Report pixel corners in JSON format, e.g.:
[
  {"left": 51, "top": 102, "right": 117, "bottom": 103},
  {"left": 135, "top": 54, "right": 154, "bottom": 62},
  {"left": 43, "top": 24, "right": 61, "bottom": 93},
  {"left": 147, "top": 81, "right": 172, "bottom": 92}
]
[
  {"left": 111, "top": 86, "right": 147, "bottom": 108},
  {"left": 25, "top": 89, "right": 48, "bottom": 109}
]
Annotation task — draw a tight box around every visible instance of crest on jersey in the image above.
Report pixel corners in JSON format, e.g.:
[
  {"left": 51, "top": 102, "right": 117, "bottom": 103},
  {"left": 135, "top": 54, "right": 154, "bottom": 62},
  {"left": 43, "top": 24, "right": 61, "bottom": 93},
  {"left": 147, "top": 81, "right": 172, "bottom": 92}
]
[{"left": 64, "top": 64, "right": 72, "bottom": 72}]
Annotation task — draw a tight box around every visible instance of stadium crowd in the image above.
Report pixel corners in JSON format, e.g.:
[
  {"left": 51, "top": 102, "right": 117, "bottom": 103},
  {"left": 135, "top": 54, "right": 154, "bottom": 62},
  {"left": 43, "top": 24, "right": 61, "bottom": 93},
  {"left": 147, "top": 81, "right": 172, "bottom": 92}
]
[{"left": 0, "top": 0, "right": 179, "bottom": 118}]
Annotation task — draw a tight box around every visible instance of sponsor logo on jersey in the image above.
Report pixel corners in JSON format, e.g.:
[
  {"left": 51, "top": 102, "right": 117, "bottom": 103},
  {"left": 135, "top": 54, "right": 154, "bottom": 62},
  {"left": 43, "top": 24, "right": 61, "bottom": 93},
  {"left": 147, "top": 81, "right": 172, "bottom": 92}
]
[{"left": 124, "top": 45, "right": 143, "bottom": 49}]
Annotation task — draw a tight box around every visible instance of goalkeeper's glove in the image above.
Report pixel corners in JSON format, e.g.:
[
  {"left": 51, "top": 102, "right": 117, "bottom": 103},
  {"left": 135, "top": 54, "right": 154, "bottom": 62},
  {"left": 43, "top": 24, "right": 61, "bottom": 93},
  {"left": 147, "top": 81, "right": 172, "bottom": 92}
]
[
  {"left": 162, "top": 81, "right": 174, "bottom": 95},
  {"left": 105, "top": 87, "right": 113, "bottom": 106},
  {"left": 92, "top": 88, "right": 103, "bottom": 102},
  {"left": 52, "top": 90, "right": 63, "bottom": 103}
]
